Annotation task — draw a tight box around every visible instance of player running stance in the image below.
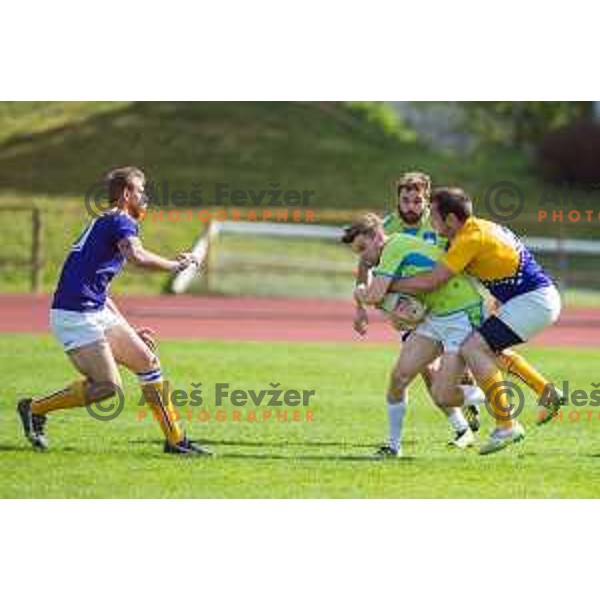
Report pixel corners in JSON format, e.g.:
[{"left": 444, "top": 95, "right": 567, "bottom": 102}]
[
  {"left": 390, "top": 187, "right": 564, "bottom": 454},
  {"left": 343, "top": 213, "right": 487, "bottom": 457},
  {"left": 352, "top": 172, "right": 481, "bottom": 436},
  {"left": 17, "top": 166, "right": 211, "bottom": 456}
]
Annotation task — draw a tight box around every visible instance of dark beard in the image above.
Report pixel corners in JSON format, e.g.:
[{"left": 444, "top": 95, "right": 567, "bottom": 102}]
[{"left": 399, "top": 210, "right": 422, "bottom": 225}]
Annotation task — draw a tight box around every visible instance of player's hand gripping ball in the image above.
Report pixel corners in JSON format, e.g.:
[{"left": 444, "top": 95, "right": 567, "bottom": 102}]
[{"left": 379, "top": 292, "right": 427, "bottom": 331}]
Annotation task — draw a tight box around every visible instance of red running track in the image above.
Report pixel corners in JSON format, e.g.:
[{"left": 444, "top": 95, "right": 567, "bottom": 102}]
[{"left": 0, "top": 293, "right": 598, "bottom": 347}]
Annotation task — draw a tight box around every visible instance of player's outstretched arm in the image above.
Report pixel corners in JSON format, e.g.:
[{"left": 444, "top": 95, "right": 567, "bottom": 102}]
[
  {"left": 389, "top": 264, "right": 453, "bottom": 294},
  {"left": 117, "top": 237, "right": 197, "bottom": 273}
]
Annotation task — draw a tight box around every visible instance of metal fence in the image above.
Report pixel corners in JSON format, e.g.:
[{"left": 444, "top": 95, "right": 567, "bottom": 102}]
[
  {"left": 0, "top": 206, "right": 42, "bottom": 292},
  {"left": 2, "top": 205, "right": 599, "bottom": 296}
]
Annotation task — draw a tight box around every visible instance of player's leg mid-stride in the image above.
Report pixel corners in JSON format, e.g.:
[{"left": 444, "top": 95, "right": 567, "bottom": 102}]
[
  {"left": 342, "top": 212, "right": 485, "bottom": 457},
  {"left": 17, "top": 166, "right": 211, "bottom": 456},
  {"left": 389, "top": 187, "right": 566, "bottom": 454}
]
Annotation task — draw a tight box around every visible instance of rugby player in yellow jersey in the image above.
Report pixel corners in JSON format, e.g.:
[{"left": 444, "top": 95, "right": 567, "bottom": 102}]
[{"left": 390, "top": 187, "right": 564, "bottom": 454}]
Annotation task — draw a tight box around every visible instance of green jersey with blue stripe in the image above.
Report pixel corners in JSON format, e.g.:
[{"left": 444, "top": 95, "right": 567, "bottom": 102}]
[
  {"left": 373, "top": 232, "right": 483, "bottom": 319},
  {"left": 382, "top": 211, "right": 447, "bottom": 249}
]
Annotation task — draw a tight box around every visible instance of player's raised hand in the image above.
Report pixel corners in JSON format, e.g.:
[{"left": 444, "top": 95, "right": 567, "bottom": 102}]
[{"left": 174, "top": 252, "right": 199, "bottom": 272}]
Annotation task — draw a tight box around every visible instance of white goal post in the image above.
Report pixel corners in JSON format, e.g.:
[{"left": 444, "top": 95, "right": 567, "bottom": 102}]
[
  {"left": 171, "top": 220, "right": 342, "bottom": 294},
  {"left": 170, "top": 220, "right": 600, "bottom": 294},
  {"left": 170, "top": 219, "right": 221, "bottom": 294}
]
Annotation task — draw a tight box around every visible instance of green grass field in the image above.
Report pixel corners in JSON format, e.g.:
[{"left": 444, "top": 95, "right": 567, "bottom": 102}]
[{"left": 2, "top": 334, "right": 599, "bottom": 498}]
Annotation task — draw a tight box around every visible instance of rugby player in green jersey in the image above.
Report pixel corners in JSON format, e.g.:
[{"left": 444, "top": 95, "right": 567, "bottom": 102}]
[
  {"left": 344, "top": 213, "right": 486, "bottom": 457},
  {"left": 354, "top": 172, "right": 442, "bottom": 336}
]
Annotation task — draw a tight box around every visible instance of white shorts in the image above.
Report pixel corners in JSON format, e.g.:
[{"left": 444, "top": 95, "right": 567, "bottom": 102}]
[
  {"left": 50, "top": 307, "right": 124, "bottom": 351},
  {"left": 496, "top": 285, "right": 562, "bottom": 341},
  {"left": 414, "top": 306, "right": 483, "bottom": 354}
]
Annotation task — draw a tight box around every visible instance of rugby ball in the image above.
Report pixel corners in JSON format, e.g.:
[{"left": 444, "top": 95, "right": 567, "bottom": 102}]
[{"left": 379, "top": 292, "right": 427, "bottom": 330}]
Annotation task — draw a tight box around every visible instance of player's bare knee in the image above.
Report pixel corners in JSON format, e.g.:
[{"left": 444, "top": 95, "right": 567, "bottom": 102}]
[
  {"left": 148, "top": 353, "right": 160, "bottom": 371},
  {"left": 420, "top": 365, "right": 435, "bottom": 390},
  {"left": 430, "top": 380, "right": 443, "bottom": 405},
  {"left": 431, "top": 380, "right": 452, "bottom": 407},
  {"left": 388, "top": 372, "right": 410, "bottom": 399},
  {"left": 94, "top": 386, "right": 116, "bottom": 402},
  {"left": 461, "top": 333, "right": 488, "bottom": 358},
  {"left": 387, "top": 392, "right": 406, "bottom": 405},
  {"left": 86, "top": 375, "right": 122, "bottom": 402},
  {"left": 138, "top": 353, "right": 160, "bottom": 374}
]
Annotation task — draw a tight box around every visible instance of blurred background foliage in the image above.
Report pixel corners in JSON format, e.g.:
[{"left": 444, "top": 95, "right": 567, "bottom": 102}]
[{"left": 0, "top": 101, "right": 598, "bottom": 296}]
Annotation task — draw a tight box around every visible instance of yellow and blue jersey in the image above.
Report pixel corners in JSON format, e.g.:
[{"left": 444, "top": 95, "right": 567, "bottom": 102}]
[{"left": 442, "top": 217, "right": 553, "bottom": 303}]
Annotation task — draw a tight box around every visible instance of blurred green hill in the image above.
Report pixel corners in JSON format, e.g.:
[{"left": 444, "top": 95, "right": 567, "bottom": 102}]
[
  {"left": 0, "top": 101, "right": 537, "bottom": 210},
  {"left": 0, "top": 101, "right": 596, "bottom": 296}
]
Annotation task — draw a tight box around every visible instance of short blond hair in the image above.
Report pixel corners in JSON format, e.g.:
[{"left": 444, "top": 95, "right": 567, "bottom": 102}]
[{"left": 341, "top": 212, "right": 383, "bottom": 244}]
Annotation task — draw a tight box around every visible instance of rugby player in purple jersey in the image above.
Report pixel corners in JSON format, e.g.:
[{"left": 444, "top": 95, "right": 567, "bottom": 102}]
[{"left": 18, "top": 166, "right": 211, "bottom": 456}]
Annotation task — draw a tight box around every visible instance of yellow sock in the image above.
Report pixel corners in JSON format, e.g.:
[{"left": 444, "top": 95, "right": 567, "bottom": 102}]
[
  {"left": 30, "top": 380, "right": 87, "bottom": 415},
  {"left": 140, "top": 380, "right": 183, "bottom": 446},
  {"left": 497, "top": 349, "right": 548, "bottom": 398},
  {"left": 480, "top": 370, "right": 514, "bottom": 429}
]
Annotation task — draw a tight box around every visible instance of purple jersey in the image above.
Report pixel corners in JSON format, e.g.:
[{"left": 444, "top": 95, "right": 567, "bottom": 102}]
[{"left": 52, "top": 212, "right": 139, "bottom": 312}]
